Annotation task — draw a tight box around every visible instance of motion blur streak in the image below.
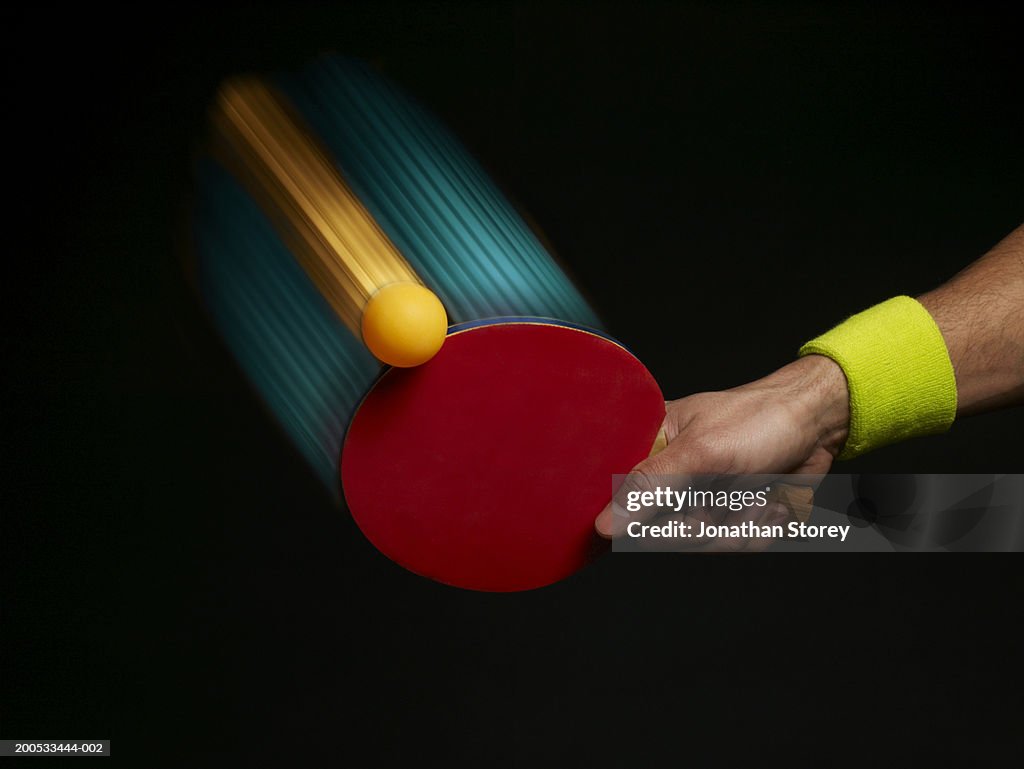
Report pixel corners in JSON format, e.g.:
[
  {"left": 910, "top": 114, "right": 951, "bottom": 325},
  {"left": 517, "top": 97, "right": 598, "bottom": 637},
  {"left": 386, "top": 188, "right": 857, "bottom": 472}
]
[
  {"left": 213, "top": 79, "right": 422, "bottom": 335},
  {"left": 195, "top": 160, "right": 378, "bottom": 491},
  {"left": 280, "top": 58, "right": 600, "bottom": 326},
  {"left": 193, "top": 57, "right": 601, "bottom": 491}
]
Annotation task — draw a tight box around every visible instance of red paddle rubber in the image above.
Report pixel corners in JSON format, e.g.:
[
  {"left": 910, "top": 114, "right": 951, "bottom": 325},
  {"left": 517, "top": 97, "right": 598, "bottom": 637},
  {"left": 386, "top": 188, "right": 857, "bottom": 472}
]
[{"left": 341, "top": 322, "right": 664, "bottom": 591}]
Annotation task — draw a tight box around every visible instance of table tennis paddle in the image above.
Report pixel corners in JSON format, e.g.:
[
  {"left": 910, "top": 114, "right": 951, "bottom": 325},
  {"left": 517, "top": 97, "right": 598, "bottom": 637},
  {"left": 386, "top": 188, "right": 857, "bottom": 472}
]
[{"left": 341, "top": 318, "right": 665, "bottom": 592}]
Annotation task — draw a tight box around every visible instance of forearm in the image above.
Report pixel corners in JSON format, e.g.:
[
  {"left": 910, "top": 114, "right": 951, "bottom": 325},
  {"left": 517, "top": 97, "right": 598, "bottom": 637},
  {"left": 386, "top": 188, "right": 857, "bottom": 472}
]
[
  {"left": 918, "top": 224, "right": 1024, "bottom": 416},
  {"left": 796, "top": 224, "right": 1024, "bottom": 458},
  {"left": 607, "top": 225, "right": 1024, "bottom": 507}
]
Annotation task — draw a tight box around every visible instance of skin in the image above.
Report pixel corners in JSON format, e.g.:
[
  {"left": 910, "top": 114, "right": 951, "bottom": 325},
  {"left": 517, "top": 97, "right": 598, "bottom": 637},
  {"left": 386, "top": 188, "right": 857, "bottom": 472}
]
[{"left": 596, "top": 223, "right": 1024, "bottom": 539}]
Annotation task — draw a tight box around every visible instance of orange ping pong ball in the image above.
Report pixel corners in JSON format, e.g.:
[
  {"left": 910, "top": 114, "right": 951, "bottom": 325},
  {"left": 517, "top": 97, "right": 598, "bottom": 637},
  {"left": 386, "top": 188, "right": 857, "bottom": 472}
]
[{"left": 361, "top": 283, "right": 448, "bottom": 367}]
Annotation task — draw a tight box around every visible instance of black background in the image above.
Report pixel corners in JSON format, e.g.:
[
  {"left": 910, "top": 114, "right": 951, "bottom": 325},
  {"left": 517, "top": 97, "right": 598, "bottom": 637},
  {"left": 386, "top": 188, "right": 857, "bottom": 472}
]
[{"left": 4, "top": 2, "right": 1023, "bottom": 766}]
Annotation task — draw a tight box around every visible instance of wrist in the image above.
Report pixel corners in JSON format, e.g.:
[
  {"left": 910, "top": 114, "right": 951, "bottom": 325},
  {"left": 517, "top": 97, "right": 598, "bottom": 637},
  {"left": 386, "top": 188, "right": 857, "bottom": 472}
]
[{"left": 762, "top": 355, "right": 851, "bottom": 458}]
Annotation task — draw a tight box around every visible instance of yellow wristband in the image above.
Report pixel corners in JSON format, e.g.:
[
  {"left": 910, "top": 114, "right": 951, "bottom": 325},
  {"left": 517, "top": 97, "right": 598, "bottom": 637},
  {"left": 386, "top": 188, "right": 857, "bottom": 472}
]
[{"left": 799, "top": 296, "right": 957, "bottom": 460}]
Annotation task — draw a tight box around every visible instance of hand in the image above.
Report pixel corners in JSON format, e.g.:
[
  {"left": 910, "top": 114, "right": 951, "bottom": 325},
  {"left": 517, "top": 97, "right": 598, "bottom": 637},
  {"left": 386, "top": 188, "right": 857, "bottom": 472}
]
[{"left": 595, "top": 354, "right": 850, "bottom": 538}]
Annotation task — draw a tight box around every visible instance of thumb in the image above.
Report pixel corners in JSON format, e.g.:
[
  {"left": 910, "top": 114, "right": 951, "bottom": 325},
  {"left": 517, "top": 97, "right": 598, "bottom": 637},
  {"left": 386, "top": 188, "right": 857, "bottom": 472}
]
[{"left": 594, "top": 430, "right": 698, "bottom": 539}]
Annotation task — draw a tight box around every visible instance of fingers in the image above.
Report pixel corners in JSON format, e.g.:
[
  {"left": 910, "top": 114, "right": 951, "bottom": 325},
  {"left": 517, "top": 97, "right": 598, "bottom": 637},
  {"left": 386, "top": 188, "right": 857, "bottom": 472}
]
[
  {"left": 594, "top": 468, "right": 679, "bottom": 539},
  {"left": 594, "top": 436, "right": 699, "bottom": 539},
  {"left": 594, "top": 432, "right": 818, "bottom": 547},
  {"left": 602, "top": 497, "right": 794, "bottom": 552}
]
